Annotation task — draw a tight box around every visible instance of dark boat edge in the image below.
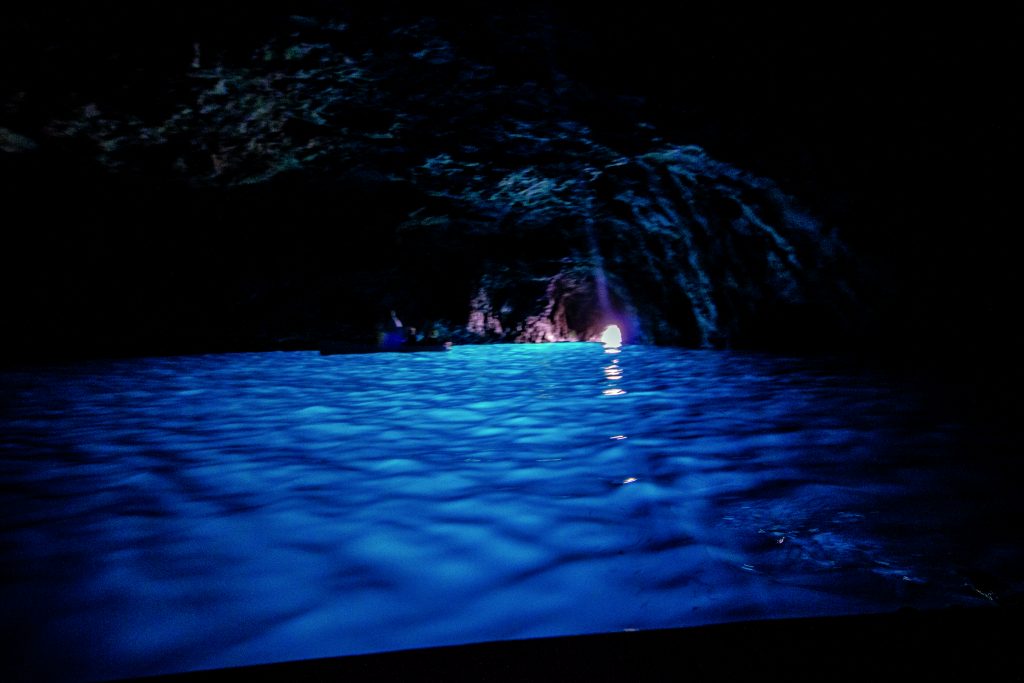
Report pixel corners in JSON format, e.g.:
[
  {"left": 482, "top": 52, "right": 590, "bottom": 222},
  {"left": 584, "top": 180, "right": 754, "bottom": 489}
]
[{"left": 121, "top": 606, "right": 1021, "bottom": 682}]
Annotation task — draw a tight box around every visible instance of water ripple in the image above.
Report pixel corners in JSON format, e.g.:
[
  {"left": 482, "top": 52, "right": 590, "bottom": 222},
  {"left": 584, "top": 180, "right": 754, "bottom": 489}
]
[{"left": 0, "top": 345, "right": 1019, "bottom": 680}]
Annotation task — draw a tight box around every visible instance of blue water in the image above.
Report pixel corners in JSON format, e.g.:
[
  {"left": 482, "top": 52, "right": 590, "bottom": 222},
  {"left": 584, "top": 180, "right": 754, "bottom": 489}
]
[{"left": 0, "top": 344, "right": 1019, "bottom": 681}]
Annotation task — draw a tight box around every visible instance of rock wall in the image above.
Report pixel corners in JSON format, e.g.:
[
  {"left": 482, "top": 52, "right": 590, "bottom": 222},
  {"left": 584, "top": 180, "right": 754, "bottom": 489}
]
[{"left": 2, "top": 8, "right": 856, "bottom": 356}]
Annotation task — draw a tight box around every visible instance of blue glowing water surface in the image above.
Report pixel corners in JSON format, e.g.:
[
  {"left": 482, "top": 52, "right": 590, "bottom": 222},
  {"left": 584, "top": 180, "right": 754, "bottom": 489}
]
[{"left": 0, "top": 345, "right": 1019, "bottom": 680}]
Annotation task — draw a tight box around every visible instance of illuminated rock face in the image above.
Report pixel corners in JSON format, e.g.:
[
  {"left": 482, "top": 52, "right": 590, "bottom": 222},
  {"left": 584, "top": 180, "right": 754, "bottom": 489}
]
[
  {"left": 466, "top": 288, "right": 504, "bottom": 340},
  {"left": 472, "top": 272, "right": 602, "bottom": 344}
]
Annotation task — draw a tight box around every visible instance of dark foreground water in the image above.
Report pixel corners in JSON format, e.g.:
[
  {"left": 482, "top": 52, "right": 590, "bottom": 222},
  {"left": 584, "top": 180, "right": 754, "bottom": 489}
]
[{"left": 1, "top": 345, "right": 1021, "bottom": 681}]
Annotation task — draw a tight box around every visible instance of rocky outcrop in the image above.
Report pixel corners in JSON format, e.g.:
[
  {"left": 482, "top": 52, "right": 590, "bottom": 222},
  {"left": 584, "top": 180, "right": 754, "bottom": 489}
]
[
  {"left": 437, "top": 145, "right": 851, "bottom": 347},
  {"left": 592, "top": 147, "right": 851, "bottom": 347},
  {"left": 466, "top": 285, "right": 505, "bottom": 340}
]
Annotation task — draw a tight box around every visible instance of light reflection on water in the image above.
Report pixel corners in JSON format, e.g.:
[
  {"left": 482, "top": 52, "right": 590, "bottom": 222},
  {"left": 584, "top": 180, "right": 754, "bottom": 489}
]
[{"left": 0, "top": 344, "right": 1019, "bottom": 680}]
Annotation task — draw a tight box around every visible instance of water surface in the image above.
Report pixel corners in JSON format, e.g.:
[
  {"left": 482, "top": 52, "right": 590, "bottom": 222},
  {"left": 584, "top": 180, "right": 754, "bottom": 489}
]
[{"left": 1, "top": 345, "right": 1020, "bottom": 681}]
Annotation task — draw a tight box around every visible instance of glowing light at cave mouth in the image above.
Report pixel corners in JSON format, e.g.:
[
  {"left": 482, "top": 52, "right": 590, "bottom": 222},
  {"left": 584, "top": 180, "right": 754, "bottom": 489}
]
[{"left": 601, "top": 325, "right": 622, "bottom": 348}]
